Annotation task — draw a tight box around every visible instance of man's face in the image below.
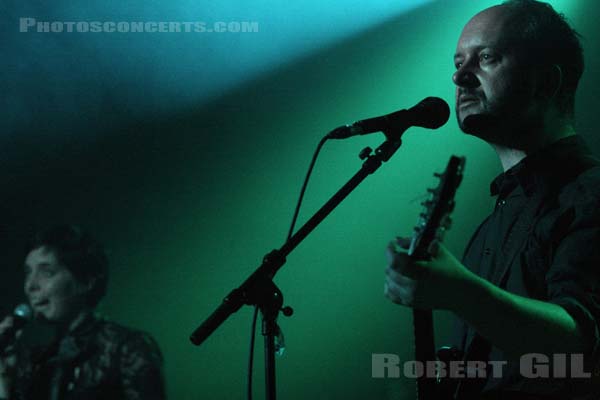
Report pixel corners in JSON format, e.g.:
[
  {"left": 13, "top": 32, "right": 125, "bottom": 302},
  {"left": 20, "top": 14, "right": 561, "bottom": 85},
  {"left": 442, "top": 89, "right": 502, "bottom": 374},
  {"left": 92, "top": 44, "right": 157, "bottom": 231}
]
[
  {"left": 24, "top": 246, "right": 88, "bottom": 323},
  {"left": 453, "top": 6, "right": 537, "bottom": 145}
]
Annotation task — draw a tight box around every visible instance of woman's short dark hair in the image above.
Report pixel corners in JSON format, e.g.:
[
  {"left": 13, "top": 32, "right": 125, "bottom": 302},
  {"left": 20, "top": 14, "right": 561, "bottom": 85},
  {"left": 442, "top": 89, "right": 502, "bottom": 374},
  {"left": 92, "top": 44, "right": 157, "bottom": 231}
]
[
  {"left": 27, "top": 225, "right": 109, "bottom": 308},
  {"left": 502, "top": 0, "right": 584, "bottom": 119}
]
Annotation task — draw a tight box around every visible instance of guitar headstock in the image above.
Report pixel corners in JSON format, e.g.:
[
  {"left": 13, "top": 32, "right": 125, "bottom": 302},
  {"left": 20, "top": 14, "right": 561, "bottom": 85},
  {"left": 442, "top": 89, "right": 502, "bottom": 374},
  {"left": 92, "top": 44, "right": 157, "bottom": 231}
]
[{"left": 408, "top": 156, "right": 465, "bottom": 260}]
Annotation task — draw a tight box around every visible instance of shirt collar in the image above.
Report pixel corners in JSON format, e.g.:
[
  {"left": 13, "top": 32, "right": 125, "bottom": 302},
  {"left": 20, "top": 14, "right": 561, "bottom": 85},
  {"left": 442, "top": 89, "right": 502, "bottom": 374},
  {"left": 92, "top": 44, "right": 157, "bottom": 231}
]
[{"left": 489, "top": 135, "right": 597, "bottom": 197}]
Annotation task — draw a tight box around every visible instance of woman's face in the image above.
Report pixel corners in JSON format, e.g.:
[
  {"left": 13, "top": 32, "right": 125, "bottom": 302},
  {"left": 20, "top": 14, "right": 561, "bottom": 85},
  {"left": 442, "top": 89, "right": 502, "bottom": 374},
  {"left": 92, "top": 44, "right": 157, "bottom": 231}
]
[{"left": 24, "top": 246, "right": 88, "bottom": 323}]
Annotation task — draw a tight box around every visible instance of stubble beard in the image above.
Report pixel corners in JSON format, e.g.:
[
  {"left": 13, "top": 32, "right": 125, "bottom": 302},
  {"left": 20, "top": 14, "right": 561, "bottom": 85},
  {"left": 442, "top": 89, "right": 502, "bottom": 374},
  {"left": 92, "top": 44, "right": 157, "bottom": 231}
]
[{"left": 456, "top": 97, "right": 535, "bottom": 150}]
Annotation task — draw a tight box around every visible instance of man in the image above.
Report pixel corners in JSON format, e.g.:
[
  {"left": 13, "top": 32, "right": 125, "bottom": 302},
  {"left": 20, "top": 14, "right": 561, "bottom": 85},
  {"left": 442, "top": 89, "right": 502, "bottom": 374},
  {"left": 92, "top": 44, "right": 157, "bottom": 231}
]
[
  {"left": 0, "top": 225, "right": 166, "bottom": 399},
  {"left": 385, "top": 1, "right": 600, "bottom": 398}
]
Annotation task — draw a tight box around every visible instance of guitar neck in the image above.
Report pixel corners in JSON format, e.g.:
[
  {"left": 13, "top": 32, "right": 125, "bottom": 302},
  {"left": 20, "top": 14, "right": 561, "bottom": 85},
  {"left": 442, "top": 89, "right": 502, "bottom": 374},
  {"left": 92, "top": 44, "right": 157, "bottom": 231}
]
[
  {"left": 413, "top": 308, "right": 436, "bottom": 400},
  {"left": 408, "top": 156, "right": 465, "bottom": 400}
]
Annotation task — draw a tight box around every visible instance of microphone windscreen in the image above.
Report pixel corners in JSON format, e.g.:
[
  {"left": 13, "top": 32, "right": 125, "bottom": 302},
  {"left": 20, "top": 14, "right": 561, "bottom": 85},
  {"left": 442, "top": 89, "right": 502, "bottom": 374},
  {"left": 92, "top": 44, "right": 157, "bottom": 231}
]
[
  {"left": 14, "top": 303, "right": 33, "bottom": 320},
  {"left": 410, "top": 97, "right": 450, "bottom": 129}
]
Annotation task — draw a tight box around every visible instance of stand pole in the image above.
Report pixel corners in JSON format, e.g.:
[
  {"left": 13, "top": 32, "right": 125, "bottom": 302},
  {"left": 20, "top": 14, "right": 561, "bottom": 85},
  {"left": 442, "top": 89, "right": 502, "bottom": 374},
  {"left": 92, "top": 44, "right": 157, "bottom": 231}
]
[{"left": 190, "top": 135, "right": 404, "bottom": 400}]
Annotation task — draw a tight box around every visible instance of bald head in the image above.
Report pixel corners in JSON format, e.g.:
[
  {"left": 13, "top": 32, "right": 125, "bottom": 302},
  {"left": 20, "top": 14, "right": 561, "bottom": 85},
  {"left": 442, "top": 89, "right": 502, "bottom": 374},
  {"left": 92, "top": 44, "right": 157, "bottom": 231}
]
[
  {"left": 457, "top": 6, "right": 513, "bottom": 65},
  {"left": 462, "top": 6, "right": 510, "bottom": 38}
]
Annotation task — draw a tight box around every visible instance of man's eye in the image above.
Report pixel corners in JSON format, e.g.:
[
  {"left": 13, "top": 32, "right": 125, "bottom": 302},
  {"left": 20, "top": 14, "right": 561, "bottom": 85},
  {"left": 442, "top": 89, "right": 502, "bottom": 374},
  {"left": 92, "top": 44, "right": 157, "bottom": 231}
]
[{"left": 480, "top": 53, "right": 496, "bottom": 63}]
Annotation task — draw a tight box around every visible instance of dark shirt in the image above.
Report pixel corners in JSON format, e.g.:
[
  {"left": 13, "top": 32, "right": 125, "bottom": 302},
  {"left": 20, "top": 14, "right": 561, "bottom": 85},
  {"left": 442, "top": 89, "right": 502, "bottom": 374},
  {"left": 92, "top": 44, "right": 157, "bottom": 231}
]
[
  {"left": 10, "top": 313, "right": 165, "bottom": 400},
  {"left": 456, "top": 136, "right": 600, "bottom": 399}
]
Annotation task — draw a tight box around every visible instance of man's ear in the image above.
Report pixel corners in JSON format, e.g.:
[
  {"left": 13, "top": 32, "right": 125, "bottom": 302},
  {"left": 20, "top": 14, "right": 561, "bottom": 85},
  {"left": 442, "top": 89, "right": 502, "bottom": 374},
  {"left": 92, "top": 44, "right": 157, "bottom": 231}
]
[
  {"left": 76, "top": 277, "right": 95, "bottom": 295},
  {"left": 84, "top": 278, "right": 96, "bottom": 293},
  {"left": 535, "top": 64, "right": 563, "bottom": 100}
]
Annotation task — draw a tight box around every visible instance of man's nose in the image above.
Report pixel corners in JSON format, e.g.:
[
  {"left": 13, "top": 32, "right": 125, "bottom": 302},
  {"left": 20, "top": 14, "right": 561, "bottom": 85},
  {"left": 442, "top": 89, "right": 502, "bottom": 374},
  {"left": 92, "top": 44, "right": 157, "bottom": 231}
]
[
  {"left": 24, "top": 273, "right": 40, "bottom": 294},
  {"left": 452, "top": 64, "right": 479, "bottom": 88}
]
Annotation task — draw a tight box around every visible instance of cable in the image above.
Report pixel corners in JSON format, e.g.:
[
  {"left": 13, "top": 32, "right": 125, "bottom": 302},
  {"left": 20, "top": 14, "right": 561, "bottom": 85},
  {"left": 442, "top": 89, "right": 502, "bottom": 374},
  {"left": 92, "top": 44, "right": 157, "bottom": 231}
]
[
  {"left": 287, "top": 135, "right": 329, "bottom": 240},
  {"left": 246, "top": 305, "right": 259, "bottom": 400}
]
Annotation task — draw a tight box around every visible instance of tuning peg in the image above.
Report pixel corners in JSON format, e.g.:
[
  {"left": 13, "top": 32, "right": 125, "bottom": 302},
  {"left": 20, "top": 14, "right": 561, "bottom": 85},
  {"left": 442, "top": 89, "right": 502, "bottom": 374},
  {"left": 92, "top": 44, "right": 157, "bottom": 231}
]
[
  {"left": 447, "top": 201, "right": 455, "bottom": 212},
  {"left": 441, "top": 215, "right": 453, "bottom": 229},
  {"left": 435, "top": 227, "right": 447, "bottom": 240}
]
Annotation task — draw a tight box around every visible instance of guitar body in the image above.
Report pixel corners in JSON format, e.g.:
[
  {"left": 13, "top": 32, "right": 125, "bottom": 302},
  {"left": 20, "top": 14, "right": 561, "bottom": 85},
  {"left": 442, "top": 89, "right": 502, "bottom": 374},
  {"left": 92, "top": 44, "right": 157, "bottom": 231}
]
[{"left": 408, "top": 156, "right": 465, "bottom": 400}]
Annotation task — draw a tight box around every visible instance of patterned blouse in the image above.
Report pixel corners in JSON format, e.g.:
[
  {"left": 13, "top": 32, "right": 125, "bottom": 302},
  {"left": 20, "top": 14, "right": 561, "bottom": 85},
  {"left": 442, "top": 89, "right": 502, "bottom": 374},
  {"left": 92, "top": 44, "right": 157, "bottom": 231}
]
[{"left": 9, "top": 313, "right": 165, "bottom": 400}]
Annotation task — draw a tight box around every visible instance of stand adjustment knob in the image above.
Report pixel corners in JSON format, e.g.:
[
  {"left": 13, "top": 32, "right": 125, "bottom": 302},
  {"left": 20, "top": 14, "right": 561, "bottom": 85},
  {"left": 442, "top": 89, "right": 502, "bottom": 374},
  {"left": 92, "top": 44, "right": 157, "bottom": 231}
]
[
  {"left": 359, "top": 147, "right": 373, "bottom": 160},
  {"left": 281, "top": 306, "right": 294, "bottom": 317}
]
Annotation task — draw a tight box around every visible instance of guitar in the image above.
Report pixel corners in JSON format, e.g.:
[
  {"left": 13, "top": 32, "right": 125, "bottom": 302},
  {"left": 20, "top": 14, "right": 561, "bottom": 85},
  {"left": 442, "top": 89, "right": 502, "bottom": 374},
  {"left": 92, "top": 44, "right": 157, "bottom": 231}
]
[{"left": 408, "top": 155, "right": 465, "bottom": 400}]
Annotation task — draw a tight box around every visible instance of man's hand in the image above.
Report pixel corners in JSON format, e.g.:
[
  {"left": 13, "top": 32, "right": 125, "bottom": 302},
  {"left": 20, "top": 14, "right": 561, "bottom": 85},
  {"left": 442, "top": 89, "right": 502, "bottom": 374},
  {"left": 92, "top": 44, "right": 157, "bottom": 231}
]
[
  {"left": 384, "top": 237, "right": 474, "bottom": 310},
  {"left": 384, "top": 237, "right": 587, "bottom": 355},
  {"left": 0, "top": 315, "right": 19, "bottom": 398}
]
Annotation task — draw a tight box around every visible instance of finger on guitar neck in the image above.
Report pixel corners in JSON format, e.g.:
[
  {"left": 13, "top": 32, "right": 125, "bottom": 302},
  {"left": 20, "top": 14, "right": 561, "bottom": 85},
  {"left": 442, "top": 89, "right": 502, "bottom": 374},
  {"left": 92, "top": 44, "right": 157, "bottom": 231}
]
[{"left": 395, "top": 236, "right": 411, "bottom": 249}]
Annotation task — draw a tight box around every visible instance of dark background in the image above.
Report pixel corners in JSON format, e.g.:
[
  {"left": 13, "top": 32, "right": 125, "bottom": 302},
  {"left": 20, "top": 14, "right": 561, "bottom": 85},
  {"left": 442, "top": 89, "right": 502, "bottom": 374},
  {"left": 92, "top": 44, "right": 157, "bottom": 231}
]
[{"left": 1, "top": 1, "right": 599, "bottom": 398}]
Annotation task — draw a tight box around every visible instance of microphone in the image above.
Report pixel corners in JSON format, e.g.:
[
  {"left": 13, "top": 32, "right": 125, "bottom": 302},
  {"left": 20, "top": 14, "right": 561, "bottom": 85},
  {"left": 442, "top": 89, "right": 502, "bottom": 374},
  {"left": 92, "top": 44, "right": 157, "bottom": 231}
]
[
  {"left": 0, "top": 303, "right": 33, "bottom": 350},
  {"left": 327, "top": 97, "right": 450, "bottom": 139}
]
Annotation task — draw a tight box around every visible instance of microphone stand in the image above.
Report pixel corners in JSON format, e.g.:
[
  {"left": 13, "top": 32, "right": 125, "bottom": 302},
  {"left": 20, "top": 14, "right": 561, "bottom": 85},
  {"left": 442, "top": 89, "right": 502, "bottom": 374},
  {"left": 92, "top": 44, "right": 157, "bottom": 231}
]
[{"left": 190, "top": 130, "right": 405, "bottom": 400}]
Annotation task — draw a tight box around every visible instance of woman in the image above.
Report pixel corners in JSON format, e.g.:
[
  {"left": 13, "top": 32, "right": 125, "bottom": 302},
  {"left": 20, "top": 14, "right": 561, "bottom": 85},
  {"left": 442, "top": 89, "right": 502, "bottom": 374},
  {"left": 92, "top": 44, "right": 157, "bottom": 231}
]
[{"left": 0, "top": 225, "right": 165, "bottom": 399}]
